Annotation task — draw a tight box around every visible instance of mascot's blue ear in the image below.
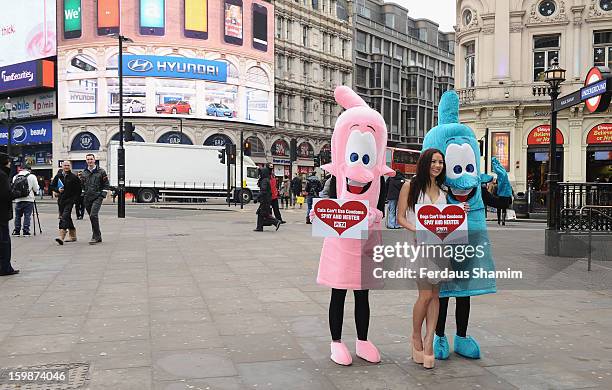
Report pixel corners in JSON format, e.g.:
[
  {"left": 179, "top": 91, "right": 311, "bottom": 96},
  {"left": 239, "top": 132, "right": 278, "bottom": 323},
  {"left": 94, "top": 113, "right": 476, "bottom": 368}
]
[
  {"left": 438, "top": 91, "right": 460, "bottom": 125},
  {"left": 480, "top": 173, "right": 494, "bottom": 183}
]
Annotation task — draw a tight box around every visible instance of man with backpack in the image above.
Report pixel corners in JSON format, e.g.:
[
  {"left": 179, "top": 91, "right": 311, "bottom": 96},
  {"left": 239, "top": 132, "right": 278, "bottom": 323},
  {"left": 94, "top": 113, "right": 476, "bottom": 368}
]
[
  {"left": 11, "top": 165, "right": 40, "bottom": 237},
  {"left": 305, "top": 172, "right": 322, "bottom": 224}
]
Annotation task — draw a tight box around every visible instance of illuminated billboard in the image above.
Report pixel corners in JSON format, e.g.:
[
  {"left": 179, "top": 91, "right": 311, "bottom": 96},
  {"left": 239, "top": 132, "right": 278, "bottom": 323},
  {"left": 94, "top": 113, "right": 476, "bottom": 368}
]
[
  {"left": 57, "top": 0, "right": 273, "bottom": 127},
  {"left": 0, "top": 0, "right": 57, "bottom": 67}
]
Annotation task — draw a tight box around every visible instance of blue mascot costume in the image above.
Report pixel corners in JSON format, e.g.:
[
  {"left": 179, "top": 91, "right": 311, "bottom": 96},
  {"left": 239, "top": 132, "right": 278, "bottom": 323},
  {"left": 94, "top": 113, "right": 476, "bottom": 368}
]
[{"left": 422, "top": 91, "right": 512, "bottom": 360}]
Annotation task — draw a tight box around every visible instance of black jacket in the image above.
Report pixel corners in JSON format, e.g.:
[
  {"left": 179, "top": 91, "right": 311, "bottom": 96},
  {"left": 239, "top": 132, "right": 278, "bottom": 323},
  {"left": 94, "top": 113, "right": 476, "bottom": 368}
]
[
  {"left": 81, "top": 166, "right": 110, "bottom": 201},
  {"left": 257, "top": 168, "right": 272, "bottom": 207},
  {"left": 291, "top": 177, "right": 302, "bottom": 194},
  {"left": 0, "top": 167, "right": 13, "bottom": 223},
  {"left": 51, "top": 170, "right": 82, "bottom": 205},
  {"left": 386, "top": 173, "right": 406, "bottom": 201}
]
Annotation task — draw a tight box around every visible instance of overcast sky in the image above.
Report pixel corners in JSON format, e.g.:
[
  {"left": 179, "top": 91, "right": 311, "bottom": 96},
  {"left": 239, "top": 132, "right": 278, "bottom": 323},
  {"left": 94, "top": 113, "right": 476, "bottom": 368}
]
[{"left": 392, "top": 0, "right": 457, "bottom": 32}]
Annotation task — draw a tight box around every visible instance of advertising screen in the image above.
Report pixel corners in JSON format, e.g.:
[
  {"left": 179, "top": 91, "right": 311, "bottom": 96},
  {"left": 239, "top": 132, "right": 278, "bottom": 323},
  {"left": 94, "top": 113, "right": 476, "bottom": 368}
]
[
  {"left": 64, "top": 0, "right": 82, "bottom": 39},
  {"left": 0, "top": 0, "right": 57, "bottom": 67},
  {"left": 58, "top": 0, "right": 274, "bottom": 127}
]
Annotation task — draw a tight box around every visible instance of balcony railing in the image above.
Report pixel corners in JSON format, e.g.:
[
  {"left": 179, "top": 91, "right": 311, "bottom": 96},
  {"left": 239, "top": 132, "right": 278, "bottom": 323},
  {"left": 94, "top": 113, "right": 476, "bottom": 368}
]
[
  {"left": 558, "top": 183, "right": 612, "bottom": 232},
  {"left": 457, "top": 88, "right": 475, "bottom": 104}
]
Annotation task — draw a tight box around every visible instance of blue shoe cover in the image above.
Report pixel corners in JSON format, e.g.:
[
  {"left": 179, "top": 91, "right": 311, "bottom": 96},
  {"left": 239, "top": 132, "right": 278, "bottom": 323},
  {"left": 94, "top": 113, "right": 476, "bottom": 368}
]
[
  {"left": 454, "top": 335, "right": 481, "bottom": 359},
  {"left": 433, "top": 334, "right": 450, "bottom": 360}
]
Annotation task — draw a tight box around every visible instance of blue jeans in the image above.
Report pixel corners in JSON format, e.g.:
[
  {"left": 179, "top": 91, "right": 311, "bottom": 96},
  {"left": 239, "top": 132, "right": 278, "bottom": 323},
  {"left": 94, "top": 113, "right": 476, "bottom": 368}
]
[
  {"left": 306, "top": 196, "right": 314, "bottom": 222},
  {"left": 387, "top": 200, "right": 398, "bottom": 228},
  {"left": 14, "top": 201, "right": 34, "bottom": 233}
]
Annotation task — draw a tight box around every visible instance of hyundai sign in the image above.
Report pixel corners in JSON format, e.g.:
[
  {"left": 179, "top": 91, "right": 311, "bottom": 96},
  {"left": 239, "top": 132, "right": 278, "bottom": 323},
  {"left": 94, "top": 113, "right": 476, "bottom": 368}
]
[
  {"left": 0, "top": 120, "right": 52, "bottom": 145},
  {"left": 122, "top": 55, "right": 227, "bottom": 83}
]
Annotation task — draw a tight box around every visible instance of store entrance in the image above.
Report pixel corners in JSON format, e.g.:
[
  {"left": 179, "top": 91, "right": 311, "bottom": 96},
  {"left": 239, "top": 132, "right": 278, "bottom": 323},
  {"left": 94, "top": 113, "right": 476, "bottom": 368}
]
[
  {"left": 586, "top": 146, "right": 612, "bottom": 182},
  {"left": 526, "top": 147, "right": 563, "bottom": 213}
]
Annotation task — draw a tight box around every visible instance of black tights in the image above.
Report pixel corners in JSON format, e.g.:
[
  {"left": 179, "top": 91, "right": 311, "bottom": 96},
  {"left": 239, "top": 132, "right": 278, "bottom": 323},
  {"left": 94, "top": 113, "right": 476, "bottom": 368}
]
[
  {"left": 329, "top": 288, "right": 370, "bottom": 341},
  {"left": 436, "top": 297, "right": 470, "bottom": 338}
]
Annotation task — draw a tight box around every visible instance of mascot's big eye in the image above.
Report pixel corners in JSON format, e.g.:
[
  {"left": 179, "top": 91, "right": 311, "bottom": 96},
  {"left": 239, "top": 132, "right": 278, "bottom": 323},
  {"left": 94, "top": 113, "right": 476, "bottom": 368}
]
[
  {"left": 445, "top": 143, "right": 478, "bottom": 179},
  {"left": 345, "top": 130, "right": 377, "bottom": 168}
]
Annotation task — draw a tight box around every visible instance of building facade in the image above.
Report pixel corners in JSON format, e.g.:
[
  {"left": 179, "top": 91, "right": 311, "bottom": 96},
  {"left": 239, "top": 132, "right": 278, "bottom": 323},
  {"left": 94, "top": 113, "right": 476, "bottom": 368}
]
[
  {"left": 273, "top": 0, "right": 353, "bottom": 176},
  {"left": 456, "top": 0, "right": 612, "bottom": 212},
  {"left": 352, "top": 0, "right": 456, "bottom": 148}
]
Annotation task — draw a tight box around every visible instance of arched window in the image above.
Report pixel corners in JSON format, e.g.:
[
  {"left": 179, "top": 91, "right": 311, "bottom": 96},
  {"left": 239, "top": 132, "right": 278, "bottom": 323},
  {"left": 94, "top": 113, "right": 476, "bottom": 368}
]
[
  {"left": 110, "top": 132, "right": 145, "bottom": 143},
  {"left": 71, "top": 132, "right": 101, "bottom": 151},
  {"left": 106, "top": 54, "right": 118, "bottom": 70},
  {"left": 204, "top": 134, "right": 233, "bottom": 147},
  {"left": 68, "top": 54, "right": 97, "bottom": 74},
  {"left": 271, "top": 139, "right": 289, "bottom": 157},
  {"left": 157, "top": 131, "right": 193, "bottom": 145},
  {"left": 246, "top": 66, "right": 269, "bottom": 85},
  {"left": 298, "top": 142, "right": 314, "bottom": 158},
  {"left": 246, "top": 136, "right": 265, "bottom": 156},
  {"left": 219, "top": 60, "right": 240, "bottom": 79}
]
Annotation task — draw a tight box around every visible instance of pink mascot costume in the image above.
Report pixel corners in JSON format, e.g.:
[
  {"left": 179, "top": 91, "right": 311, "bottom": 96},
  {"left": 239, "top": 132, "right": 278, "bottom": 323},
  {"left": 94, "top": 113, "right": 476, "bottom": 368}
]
[{"left": 313, "top": 86, "right": 394, "bottom": 365}]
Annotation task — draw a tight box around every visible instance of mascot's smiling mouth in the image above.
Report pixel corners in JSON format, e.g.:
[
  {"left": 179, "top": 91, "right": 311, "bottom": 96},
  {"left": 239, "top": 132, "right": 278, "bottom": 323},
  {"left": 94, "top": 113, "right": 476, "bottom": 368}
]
[
  {"left": 346, "top": 178, "right": 372, "bottom": 194},
  {"left": 449, "top": 187, "right": 477, "bottom": 202}
]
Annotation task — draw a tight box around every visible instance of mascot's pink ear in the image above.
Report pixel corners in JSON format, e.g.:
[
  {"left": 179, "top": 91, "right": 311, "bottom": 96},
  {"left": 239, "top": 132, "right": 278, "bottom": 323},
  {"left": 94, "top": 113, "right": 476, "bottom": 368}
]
[
  {"left": 382, "top": 166, "right": 395, "bottom": 177},
  {"left": 335, "top": 86, "right": 368, "bottom": 110}
]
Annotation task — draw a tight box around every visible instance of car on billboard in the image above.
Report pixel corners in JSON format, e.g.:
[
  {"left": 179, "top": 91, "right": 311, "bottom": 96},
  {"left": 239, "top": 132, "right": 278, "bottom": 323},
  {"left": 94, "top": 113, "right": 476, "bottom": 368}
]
[
  {"left": 206, "top": 103, "right": 235, "bottom": 118},
  {"left": 155, "top": 100, "right": 192, "bottom": 115},
  {"left": 109, "top": 98, "right": 146, "bottom": 113}
]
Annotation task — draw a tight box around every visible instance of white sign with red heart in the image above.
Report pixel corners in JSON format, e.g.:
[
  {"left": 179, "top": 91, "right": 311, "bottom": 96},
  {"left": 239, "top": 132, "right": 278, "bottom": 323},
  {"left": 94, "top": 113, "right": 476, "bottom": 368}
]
[
  {"left": 415, "top": 204, "right": 468, "bottom": 244},
  {"left": 312, "top": 198, "right": 369, "bottom": 239}
]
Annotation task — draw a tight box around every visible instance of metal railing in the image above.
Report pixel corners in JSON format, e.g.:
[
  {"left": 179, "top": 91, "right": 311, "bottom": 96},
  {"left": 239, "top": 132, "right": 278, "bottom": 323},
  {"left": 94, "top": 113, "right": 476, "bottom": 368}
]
[
  {"left": 581, "top": 206, "right": 612, "bottom": 271},
  {"left": 558, "top": 183, "right": 612, "bottom": 232}
]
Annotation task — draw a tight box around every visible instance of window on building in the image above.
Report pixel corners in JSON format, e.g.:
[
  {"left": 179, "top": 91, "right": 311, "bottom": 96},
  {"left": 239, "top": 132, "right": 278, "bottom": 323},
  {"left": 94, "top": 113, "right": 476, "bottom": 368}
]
[
  {"left": 392, "top": 101, "right": 399, "bottom": 133},
  {"left": 276, "top": 54, "right": 284, "bottom": 74},
  {"left": 277, "top": 94, "right": 284, "bottom": 120},
  {"left": 384, "top": 99, "right": 392, "bottom": 128},
  {"left": 372, "top": 37, "right": 381, "bottom": 54},
  {"left": 384, "top": 64, "right": 391, "bottom": 90},
  {"left": 329, "top": 35, "right": 335, "bottom": 53},
  {"left": 286, "top": 20, "right": 293, "bottom": 42},
  {"left": 533, "top": 34, "right": 560, "bottom": 81},
  {"left": 303, "top": 60, "right": 311, "bottom": 82},
  {"left": 392, "top": 67, "right": 400, "bottom": 92},
  {"left": 594, "top": 30, "right": 612, "bottom": 68},
  {"left": 342, "top": 39, "right": 348, "bottom": 59},
  {"left": 303, "top": 25, "right": 310, "bottom": 47},
  {"left": 276, "top": 16, "right": 283, "bottom": 39},
  {"left": 329, "top": 68, "right": 335, "bottom": 85},
  {"left": 410, "top": 50, "right": 416, "bottom": 66},
  {"left": 312, "top": 0, "right": 319, "bottom": 10},
  {"left": 356, "top": 66, "right": 367, "bottom": 86},
  {"left": 407, "top": 74, "right": 417, "bottom": 97},
  {"left": 322, "top": 32, "right": 328, "bottom": 53},
  {"left": 322, "top": 65, "right": 328, "bottom": 84},
  {"left": 372, "top": 63, "right": 382, "bottom": 87},
  {"left": 383, "top": 40, "right": 391, "bottom": 56},
  {"left": 464, "top": 41, "right": 476, "bottom": 87},
  {"left": 287, "top": 56, "right": 293, "bottom": 72},
  {"left": 418, "top": 75, "right": 426, "bottom": 97},
  {"left": 426, "top": 78, "right": 433, "bottom": 101},
  {"left": 356, "top": 30, "right": 367, "bottom": 52},
  {"left": 418, "top": 106, "right": 426, "bottom": 137},
  {"left": 303, "top": 97, "right": 309, "bottom": 123},
  {"left": 395, "top": 46, "right": 404, "bottom": 61},
  {"left": 385, "top": 14, "right": 395, "bottom": 29},
  {"left": 417, "top": 53, "right": 424, "bottom": 66},
  {"left": 289, "top": 96, "right": 296, "bottom": 121},
  {"left": 407, "top": 106, "right": 417, "bottom": 136}
]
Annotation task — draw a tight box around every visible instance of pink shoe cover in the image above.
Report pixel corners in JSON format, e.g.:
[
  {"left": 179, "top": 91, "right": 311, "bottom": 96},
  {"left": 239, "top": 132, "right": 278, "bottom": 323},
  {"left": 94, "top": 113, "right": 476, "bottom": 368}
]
[
  {"left": 330, "top": 341, "right": 352, "bottom": 366},
  {"left": 356, "top": 340, "right": 381, "bottom": 363}
]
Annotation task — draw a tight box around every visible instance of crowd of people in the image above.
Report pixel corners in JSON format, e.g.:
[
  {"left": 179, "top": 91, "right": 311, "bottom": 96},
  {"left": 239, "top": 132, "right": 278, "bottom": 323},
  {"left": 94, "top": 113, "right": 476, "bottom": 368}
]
[{"left": 0, "top": 153, "right": 110, "bottom": 276}]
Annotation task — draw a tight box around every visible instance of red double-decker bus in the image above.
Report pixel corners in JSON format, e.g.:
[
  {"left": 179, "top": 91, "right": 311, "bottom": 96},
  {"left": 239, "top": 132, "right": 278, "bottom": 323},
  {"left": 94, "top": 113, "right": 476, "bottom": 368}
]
[{"left": 386, "top": 147, "right": 420, "bottom": 177}]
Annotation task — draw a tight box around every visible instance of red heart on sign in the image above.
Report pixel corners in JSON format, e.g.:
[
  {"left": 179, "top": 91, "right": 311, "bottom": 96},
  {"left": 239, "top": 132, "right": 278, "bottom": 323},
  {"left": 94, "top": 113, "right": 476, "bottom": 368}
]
[
  {"left": 314, "top": 199, "right": 368, "bottom": 236},
  {"left": 416, "top": 204, "right": 466, "bottom": 241}
]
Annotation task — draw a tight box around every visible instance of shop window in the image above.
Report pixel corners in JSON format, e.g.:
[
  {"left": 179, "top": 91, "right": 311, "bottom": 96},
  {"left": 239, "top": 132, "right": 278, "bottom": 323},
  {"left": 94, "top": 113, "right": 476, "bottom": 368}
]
[
  {"left": 71, "top": 132, "right": 101, "bottom": 151},
  {"left": 533, "top": 35, "right": 560, "bottom": 81}
]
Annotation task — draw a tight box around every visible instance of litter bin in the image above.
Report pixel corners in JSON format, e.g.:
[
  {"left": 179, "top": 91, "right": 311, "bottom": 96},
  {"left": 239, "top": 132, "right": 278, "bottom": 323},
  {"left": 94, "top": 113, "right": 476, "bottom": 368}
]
[{"left": 513, "top": 192, "right": 529, "bottom": 218}]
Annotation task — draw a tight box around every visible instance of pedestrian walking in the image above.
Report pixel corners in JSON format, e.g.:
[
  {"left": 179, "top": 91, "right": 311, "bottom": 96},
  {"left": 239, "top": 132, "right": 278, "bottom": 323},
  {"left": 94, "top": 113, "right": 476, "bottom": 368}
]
[
  {"left": 281, "top": 175, "right": 290, "bottom": 209},
  {"left": 290, "top": 174, "right": 302, "bottom": 208},
  {"left": 75, "top": 172, "right": 85, "bottom": 220},
  {"left": 51, "top": 161, "right": 81, "bottom": 245},
  {"left": 81, "top": 154, "right": 110, "bottom": 245},
  {"left": 267, "top": 164, "right": 285, "bottom": 224},
  {"left": 385, "top": 170, "right": 405, "bottom": 229},
  {"left": 305, "top": 172, "right": 322, "bottom": 224},
  {"left": 11, "top": 165, "right": 40, "bottom": 237},
  {"left": 0, "top": 154, "right": 18, "bottom": 276},
  {"left": 254, "top": 167, "right": 281, "bottom": 232}
]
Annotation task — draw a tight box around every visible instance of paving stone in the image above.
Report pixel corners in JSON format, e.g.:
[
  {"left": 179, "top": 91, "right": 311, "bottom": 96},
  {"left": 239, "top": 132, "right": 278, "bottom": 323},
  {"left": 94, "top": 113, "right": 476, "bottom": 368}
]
[{"left": 153, "top": 348, "right": 237, "bottom": 381}]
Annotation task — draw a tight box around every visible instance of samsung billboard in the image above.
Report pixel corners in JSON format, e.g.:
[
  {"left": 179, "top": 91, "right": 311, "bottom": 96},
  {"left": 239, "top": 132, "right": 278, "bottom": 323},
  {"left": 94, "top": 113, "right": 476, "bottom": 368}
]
[{"left": 0, "top": 0, "right": 57, "bottom": 67}]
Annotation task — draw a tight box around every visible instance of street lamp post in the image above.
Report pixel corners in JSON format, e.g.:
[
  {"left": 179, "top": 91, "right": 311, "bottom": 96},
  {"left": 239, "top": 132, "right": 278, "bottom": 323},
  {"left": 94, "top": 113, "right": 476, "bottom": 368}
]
[
  {"left": 110, "top": 34, "right": 133, "bottom": 218},
  {"left": 532, "top": 58, "right": 566, "bottom": 255}
]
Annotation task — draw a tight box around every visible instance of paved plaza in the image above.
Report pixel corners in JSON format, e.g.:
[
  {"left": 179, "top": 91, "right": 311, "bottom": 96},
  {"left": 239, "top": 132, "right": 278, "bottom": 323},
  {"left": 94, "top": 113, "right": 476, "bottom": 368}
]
[{"left": 0, "top": 201, "right": 610, "bottom": 389}]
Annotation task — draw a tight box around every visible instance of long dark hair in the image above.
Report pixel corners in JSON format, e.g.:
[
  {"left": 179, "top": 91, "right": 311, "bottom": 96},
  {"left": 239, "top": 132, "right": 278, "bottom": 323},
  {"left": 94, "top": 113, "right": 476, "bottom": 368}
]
[{"left": 407, "top": 148, "right": 446, "bottom": 211}]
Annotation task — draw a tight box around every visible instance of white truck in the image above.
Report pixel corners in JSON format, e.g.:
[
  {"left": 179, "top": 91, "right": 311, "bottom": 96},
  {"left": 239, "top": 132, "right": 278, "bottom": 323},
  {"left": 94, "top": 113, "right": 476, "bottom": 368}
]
[{"left": 107, "top": 141, "right": 259, "bottom": 203}]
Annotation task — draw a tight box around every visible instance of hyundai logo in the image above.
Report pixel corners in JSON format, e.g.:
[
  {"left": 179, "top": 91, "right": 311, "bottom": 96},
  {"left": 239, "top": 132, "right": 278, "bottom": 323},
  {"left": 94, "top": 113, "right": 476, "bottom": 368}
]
[
  {"left": 12, "top": 125, "right": 27, "bottom": 143},
  {"left": 127, "top": 59, "right": 154, "bottom": 72}
]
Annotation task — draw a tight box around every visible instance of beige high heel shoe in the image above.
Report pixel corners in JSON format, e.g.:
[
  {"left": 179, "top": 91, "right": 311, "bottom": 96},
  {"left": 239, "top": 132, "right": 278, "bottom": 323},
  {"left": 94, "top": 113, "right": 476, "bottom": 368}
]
[
  {"left": 412, "top": 345, "right": 424, "bottom": 364},
  {"left": 423, "top": 354, "right": 435, "bottom": 369}
]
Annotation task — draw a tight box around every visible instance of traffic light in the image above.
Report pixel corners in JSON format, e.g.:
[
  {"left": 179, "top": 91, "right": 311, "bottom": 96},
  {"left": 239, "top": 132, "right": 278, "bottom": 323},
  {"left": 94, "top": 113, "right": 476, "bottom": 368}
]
[
  {"left": 228, "top": 144, "right": 236, "bottom": 164},
  {"left": 290, "top": 138, "right": 297, "bottom": 162},
  {"left": 124, "top": 122, "right": 135, "bottom": 142},
  {"left": 478, "top": 139, "right": 484, "bottom": 156},
  {"left": 243, "top": 140, "right": 251, "bottom": 156},
  {"left": 218, "top": 148, "right": 226, "bottom": 164},
  {"left": 313, "top": 154, "right": 320, "bottom": 168}
]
